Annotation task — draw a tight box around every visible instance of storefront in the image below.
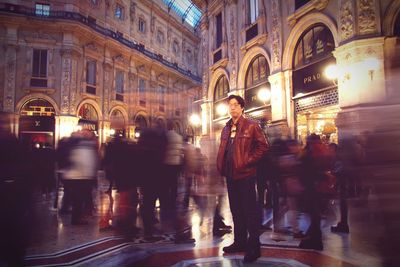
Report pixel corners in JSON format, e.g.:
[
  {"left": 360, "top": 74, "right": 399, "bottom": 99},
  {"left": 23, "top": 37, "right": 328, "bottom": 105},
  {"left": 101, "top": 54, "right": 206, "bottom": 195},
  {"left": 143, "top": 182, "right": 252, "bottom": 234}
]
[
  {"left": 19, "top": 98, "right": 55, "bottom": 148},
  {"left": 78, "top": 103, "right": 99, "bottom": 135},
  {"left": 134, "top": 114, "right": 147, "bottom": 138},
  {"left": 292, "top": 24, "right": 339, "bottom": 145}
]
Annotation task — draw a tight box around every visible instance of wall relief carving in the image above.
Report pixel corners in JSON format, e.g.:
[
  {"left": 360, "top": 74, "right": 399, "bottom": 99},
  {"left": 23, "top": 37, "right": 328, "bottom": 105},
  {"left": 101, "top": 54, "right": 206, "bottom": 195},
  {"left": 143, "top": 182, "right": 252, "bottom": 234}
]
[
  {"left": 61, "top": 57, "right": 71, "bottom": 114},
  {"left": 271, "top": 0, "right": 282, "bottom": 68},
  {"left": 358, "top": 0, "right": 377, "bottom": 35},
  {"left": 340, "top": 0, "right": 355, "bottom": 41},
  {"left": 4, "top": 48, "right": 16, "bottom": 112}
]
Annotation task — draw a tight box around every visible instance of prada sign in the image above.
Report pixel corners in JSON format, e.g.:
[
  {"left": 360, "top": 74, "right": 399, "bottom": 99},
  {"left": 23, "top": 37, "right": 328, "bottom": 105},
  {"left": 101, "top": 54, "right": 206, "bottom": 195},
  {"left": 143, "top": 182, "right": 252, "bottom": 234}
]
[
  {"left": 293, "top": 56, "right": 335, "bottom": 96},
  {"left": 19, "top": 116, "right": 55, "bottom": 132},
  {"left": 245, "top": 84, "right": 271, "bottom": 111}
]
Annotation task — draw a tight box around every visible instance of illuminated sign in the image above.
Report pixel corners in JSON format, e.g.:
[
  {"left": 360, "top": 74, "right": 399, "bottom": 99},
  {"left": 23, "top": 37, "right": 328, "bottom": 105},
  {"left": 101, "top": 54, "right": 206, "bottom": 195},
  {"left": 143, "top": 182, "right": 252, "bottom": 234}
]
[{"left": 293, "top": 56, "right": 335, "bottom": 95}]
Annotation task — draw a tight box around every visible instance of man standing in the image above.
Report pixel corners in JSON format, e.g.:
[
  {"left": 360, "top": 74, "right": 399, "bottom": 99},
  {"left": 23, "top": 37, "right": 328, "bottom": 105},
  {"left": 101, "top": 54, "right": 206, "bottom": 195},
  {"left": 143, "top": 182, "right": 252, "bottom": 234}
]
[{"left": 217, "top": 95, "right": 268, "bottom": 262}]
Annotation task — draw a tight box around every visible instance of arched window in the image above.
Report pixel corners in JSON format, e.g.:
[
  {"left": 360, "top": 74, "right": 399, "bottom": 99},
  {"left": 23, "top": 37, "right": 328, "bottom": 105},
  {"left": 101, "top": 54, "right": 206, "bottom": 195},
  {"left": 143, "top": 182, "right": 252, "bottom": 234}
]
[
  {"left": 78, "top": 103, "right": 98, "bottom": 121},
  {"left": 293, "top": 24, "right": 335, "bottom": 69},
  {"left": 395, "top": 13, "right": 400, "bottom": 36},
  {"left": 245, "top": 55, "right": 269, "bottom": 88},
  {"left": 20, "top": 99, "right": 55, "bottom": 117},
  {"left": 213, "top": 75, "right": 230, "bottom": 119}
]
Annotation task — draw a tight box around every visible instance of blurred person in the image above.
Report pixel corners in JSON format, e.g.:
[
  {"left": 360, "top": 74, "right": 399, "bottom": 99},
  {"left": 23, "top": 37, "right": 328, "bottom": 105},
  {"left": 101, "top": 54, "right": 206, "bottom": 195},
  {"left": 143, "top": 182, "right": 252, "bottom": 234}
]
[
  {"left": 162, "top": 126, "right": 184, "bottom": 211},
  {"left": 0, "top": 112, "right": 33, "bottom": 267},
  {"left": 56, "top": 136, "right": 75, "bottom": 213},
  {"left": 138, "top": 128, "right": 167, "bottom": 240},
  {"left": 104, "top": 136, "right": 140, "bottom": 236},
  {"left": 298, "top": 134, "right": 330, "bottom": 250},
  {"left": 216, "top": 95, "right": 268, "bottom": 263},
  {"left": 278, "top": 139, "right": 305, "bottom": 238},
  {"left": 61, "top": 130, "right": 98, "bottom": 225},
  {"left": 328, "top": 142, "right": 349, "bottom": 233}
]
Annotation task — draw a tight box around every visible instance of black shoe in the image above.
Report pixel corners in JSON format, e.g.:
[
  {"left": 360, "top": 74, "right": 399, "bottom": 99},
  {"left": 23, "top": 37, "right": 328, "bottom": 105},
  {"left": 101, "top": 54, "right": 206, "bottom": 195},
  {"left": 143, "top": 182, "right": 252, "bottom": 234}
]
[
  {"left": 299, "top": 238, "right": 323, "bottom": 250},
  {"left": 223, "top": 243, "right": 246, "bottom": 253},
  {"left": 331, "top": 223, "right": 349, "bottom": 233},
  {"left": 243, "top": 248, "right": 261, "bottom": 263},
  {"left": 213, "top": 228, "right": 232, "bottom": 237}
]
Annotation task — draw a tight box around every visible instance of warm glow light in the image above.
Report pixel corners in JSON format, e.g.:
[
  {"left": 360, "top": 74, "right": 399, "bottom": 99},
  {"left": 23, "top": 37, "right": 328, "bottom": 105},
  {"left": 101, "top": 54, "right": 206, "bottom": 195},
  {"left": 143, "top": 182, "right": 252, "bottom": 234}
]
[
  {"left": 324, "top": 64, "right": 338, "bottom": 80},
  {"left": 364, "top": 57, "right": 379, "bottom": 71},
  {"left": 257, "top": 88, "right": 271, "bottom": 102},
  {"left": 134, "top": 132, "right": 140, "bottom": 138},
  {"left": 216, "top": 103, "right": 228, "bottom": 116},
  {"left": 109, "top": 129, "right": 116, "bottom": 136},
  {"left": 189, "top": 114, "right": 201, "bottom": 126}
]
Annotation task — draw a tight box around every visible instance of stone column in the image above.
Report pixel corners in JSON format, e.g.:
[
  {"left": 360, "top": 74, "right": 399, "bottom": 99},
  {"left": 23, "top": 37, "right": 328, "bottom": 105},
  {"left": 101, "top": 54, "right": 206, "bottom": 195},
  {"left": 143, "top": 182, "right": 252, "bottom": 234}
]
[
  {"left": 268, "top": 71, "right": 290, "bottom": 139},
  {"left": 334, "top": 37, "right": 386, "bottom": 138}
]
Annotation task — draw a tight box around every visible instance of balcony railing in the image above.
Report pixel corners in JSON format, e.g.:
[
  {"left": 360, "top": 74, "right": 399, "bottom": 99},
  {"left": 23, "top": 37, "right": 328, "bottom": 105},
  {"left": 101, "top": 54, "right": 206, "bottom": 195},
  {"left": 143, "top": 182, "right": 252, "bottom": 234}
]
[{"left": 0, "top": 3, "right": 201, "bottom": 83}]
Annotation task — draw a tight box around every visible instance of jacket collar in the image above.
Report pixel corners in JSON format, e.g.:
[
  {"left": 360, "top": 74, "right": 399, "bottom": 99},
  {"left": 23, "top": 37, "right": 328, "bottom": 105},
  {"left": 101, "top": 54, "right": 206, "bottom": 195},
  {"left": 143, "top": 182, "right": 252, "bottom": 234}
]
[{"left": 226, "top": 114, "right": 245, "bottom": 127}]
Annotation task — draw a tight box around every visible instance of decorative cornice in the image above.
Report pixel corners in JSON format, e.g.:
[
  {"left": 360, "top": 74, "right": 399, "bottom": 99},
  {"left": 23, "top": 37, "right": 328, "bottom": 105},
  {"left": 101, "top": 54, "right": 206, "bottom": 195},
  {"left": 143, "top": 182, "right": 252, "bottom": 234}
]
[
  {"left": 240, "top": 33, "right": 268, "bottom": 53},
  {"left": 209, "top": 58, "right": 229, "bottom": 72},
  {"left": 287, "top": 0, "right": 329, "bottom": 27}
]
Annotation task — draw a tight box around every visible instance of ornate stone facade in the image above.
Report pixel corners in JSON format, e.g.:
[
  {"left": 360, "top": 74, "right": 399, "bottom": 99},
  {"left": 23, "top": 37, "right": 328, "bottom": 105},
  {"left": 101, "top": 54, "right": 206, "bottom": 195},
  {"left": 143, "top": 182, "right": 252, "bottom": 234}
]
[
  {"left": 358, "top": 0, "right": 377, "bottom": 35},
  {"left": 340, "top": 0, "right": 355, "bottom": 41}
]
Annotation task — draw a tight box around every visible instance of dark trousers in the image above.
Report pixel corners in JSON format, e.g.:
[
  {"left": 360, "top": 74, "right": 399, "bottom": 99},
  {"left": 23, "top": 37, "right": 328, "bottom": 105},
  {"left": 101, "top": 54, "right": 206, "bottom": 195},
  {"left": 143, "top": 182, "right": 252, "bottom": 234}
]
[{"left": 226, "top": 176, "right": 261, "bottom": 249}]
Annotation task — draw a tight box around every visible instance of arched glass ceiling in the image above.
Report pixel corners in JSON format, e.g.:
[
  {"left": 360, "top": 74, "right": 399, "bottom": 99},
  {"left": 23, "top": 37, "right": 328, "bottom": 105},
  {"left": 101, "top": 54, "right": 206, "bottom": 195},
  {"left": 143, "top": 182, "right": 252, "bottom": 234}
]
[{"left": 162, "top": 0, "right": 202, "bottom": 29}]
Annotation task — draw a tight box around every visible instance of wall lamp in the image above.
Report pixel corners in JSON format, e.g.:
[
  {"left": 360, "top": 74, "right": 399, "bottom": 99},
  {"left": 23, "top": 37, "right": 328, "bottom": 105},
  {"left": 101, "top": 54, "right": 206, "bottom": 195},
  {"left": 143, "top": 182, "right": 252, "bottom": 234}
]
[
  {"left": 324, "top": 64, "right": 350, "bottom": 86},
  {"left": 257, "top": 88, "right": 271, "bottom": 104},
  {"left": 189, "top": 113, "right": 201, "bottom": 127},
  {"left": 216, "top": 103, "right": 228, "bottom": 116}
]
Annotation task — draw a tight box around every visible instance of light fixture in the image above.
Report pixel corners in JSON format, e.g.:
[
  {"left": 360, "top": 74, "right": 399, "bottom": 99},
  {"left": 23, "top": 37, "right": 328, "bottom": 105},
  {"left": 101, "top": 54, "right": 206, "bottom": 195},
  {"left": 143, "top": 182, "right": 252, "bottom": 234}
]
[
  {"left": 363, "top": 57, "right": 379, "bottom": 81},
  {"left": 257, "top": 88, "right": 271, "bottom": 103},
  {"left": 109, "top": 128, "right": 116, "bottom": 136},
  {"left": 134, "top": 131, "right": 140, "bottom": 138},
  {"left": 216, "top": 103, "right": 228, "bottom": 116},
  {"left": 324, "top": 63, "right": 350, "bottom": 85},
  {"left": 189, "top": 114, "right": 201, "bottom": 127}
]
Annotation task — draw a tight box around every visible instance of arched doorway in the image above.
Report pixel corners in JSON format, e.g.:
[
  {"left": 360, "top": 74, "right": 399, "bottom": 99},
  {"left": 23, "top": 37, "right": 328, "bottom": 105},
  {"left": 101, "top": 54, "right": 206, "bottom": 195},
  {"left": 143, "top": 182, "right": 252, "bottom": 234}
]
[
  {"left": 292, "top": 24, "right": 339, "bottom": 145},
  {"left": 110, "top": 109, "right": 126, "bottom": 137},
  {"left": 244, "top": 55, "right": 272, "bottom": 125},
  {"left": 78, "top": 103, "right": 99, "bottom": 136},
  {"left": 134, "top": 114, "right": 147, "bottom": 138},
  {"left": 19, "top": 98, "right": 55, "bottom": 148}
]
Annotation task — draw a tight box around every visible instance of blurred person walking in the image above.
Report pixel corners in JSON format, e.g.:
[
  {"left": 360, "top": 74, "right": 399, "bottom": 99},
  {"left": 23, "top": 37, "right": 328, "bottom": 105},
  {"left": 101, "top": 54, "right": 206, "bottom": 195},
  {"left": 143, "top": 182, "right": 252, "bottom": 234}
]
[
  {"left": 299, "top": 134, "right": 330, "bottom": 250},
  {"left": 0, "top": 113, "right": 33, "bottom": 267},
  {"left": 61, "top": 130, "right": 98, "bottom": 225},
  {"left": 216, "top": 95, "right": 268, "bottom": 263}
]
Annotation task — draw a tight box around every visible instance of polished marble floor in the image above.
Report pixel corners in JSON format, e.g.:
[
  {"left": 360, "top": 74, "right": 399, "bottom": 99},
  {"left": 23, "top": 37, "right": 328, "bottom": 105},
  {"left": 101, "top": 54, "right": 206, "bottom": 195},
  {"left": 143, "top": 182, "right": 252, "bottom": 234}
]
[{"left": 23, "top": 164, "right": 400, "bottom": 267}]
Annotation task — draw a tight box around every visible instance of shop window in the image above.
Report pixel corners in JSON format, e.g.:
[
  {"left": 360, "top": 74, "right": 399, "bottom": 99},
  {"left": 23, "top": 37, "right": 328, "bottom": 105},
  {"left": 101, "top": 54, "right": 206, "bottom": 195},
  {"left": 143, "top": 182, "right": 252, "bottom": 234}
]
[
  {"left": 245, "top": 55, "right": 269, "bottom": 88},
  {"left": 293, "top": 24, "right": 335, "bottom": 69},
  {"left": 213, "top": 75, "right": 230, "bottom": 119},
  {"left": 35, "top": 3, "right": 50, "bottom": 16},
  {"left": 31, "top": 49, "right": 48, "bottom": 87},
  {"left": 395, "top": 13, "right": 400, "bottom": 36},
  {"left": 79, "top": 103, "right": 98, "bottom": 121},
  {"left": 20, "top": 99, "right": 55, "bottom": 117}
]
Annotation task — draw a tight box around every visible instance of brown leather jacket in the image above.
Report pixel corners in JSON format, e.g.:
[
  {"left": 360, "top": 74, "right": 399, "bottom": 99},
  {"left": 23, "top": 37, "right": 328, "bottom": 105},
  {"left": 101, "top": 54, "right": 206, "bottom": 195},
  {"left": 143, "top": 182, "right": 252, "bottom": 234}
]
[{"left": 217, "top": 115, "right": 268, "bottom": 180}]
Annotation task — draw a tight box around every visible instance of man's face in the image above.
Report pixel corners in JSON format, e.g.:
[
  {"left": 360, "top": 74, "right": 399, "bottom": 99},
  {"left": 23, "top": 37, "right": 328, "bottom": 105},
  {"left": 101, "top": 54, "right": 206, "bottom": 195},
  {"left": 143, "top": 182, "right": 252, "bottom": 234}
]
[{"left": 228, "top": 98, "right": 243, "bottom": 120}]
